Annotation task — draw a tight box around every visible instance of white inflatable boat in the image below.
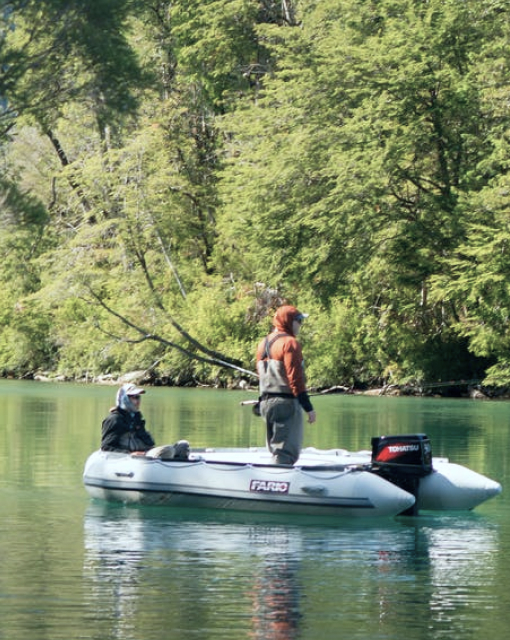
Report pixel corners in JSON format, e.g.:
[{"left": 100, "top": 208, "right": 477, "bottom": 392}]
[{"left": 83, "top": 434, "right": 501, "bottom": 519}]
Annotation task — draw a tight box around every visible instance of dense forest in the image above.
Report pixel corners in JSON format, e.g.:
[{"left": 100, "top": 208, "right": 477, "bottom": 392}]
[{"left": 1, "top": 0, "right": 510, "bottom": 393}]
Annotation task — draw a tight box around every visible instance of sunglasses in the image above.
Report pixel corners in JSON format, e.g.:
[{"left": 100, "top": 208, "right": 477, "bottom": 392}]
[{"left": 129, "top": 395, "right": 141, "bottom": 400}]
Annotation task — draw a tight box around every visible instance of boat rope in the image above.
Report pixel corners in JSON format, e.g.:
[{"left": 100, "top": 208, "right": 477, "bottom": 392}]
[{"left": 297, "top": 465, "right": 362, "bottom": 481}]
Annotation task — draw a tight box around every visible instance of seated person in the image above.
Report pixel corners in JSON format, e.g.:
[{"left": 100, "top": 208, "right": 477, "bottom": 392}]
[{"left": 101, "top": 383, "right": 155, "bottom": 453}]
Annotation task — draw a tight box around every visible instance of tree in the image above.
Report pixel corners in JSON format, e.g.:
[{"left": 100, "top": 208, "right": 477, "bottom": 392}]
[
  {"left": 3, "top": 0, "right": 510, "bottom": 388},
  {"left": 217, "top": 0, "right": 507, "bottom": 383}
]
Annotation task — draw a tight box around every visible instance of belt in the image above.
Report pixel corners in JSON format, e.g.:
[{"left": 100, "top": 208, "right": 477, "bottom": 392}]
[{"left": 261, "top": 392, "right": 295, "bottom": 400}]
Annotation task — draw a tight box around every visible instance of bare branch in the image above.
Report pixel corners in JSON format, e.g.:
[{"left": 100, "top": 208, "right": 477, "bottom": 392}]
[{"left": 87, "top": 287, "right": 258, "bottom": 379}]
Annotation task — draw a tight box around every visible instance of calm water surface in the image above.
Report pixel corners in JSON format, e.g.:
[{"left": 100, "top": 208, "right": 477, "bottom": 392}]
[{"left": 0, "top": 381, "right": 509, "bottom": 640}]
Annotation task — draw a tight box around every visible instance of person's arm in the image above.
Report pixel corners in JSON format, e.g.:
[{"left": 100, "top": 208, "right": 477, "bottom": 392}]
[
  {"left": 282, "top": 341, "right": 305, "bottom": 393},
  {"left": 101, "top": 412, "right": 123, "bottom": 451},
  {"left": 283, "top": 341, "right": 316, "bottom": 420},
  {"left": 297, "top": 391, "right": 314, "bottom": 413}
]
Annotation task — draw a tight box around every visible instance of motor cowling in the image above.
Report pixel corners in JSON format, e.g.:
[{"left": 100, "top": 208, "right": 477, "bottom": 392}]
[
  {"left": 371, "top": 434, "right": 433, "bottom": 476},
  {"left": 370, "top": 434, "right": 433, "bottom": 515}
]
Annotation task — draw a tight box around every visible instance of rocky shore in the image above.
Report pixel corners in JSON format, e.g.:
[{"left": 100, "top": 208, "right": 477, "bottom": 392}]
[{"left": 4, "top": 368, "right": 509, "bottom": 400}]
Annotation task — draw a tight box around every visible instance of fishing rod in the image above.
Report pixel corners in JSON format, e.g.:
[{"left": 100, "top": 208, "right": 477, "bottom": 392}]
[{"left": 240, "top": 386, "right": 350, "bottom": 405}]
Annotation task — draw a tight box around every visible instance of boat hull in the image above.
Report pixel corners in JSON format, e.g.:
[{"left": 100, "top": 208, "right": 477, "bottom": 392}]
[
  {"left": 83, "top": 450, "right": 416, "bottom": 518},
  {"left": 83, "top": 446, "right": 501, "bottom": 517}
]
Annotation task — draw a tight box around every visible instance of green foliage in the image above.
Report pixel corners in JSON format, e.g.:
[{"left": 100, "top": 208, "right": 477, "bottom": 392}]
[
  {"left": 157, "top": 279, "right": 264, "bottom": 383},
  {"left": 1, "top": 1, "right": 145, "bottom": 140},
  {"left": 2, "top": 0, "right": 510, "bottom": 389},
  {"left": 300, "top": 299, "right": 363, "bottom": 388},
  {"left": 0, "top": 298, "right": 56, "bottom": 374},
  {"left": 169, "top": 0, "right": 261, "bottom": 108}
]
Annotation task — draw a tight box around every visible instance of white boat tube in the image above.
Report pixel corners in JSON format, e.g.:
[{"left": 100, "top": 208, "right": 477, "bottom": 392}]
[
  {"left": 83, "top": 450, "right": 416, "bottom": 518},
  {"left": 188, "top": 446, "right": 502, "bottom": 512},
  {"left": 83, "top": 436, "right": 502, "bottom": 517},
  {"left": 417, "top": 460, "right": 502, "bottom": 511}
]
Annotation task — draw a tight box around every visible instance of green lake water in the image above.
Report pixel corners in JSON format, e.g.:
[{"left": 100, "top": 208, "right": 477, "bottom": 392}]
[{"left": 0, "top": 380, "right": 509, "bottom": 640}]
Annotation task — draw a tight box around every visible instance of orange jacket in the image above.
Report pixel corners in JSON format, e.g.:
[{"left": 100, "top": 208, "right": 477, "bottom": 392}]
[{"left": 256, "top": 306, "right": 313, "bottom": 412}]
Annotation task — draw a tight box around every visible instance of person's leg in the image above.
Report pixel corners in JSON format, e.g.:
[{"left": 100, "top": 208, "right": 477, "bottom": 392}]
[{"left": 262, "top": 398, "right": 303, "bottom": 465}]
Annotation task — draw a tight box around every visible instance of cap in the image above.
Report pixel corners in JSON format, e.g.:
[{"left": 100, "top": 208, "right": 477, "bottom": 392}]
[
  {"left": 123, "top": 382, "right": 146, "bottom": 396},
  {"left": 295, "top": 312, "right": 309, "bottom": 322}
]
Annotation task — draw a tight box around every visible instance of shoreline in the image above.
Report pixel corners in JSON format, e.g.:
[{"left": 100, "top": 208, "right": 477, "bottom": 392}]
[{"left": 2, "top": 370, "right": 509, "bottom": 400}]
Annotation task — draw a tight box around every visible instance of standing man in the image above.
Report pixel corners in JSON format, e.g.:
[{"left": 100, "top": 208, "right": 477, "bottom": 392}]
[{"left": 256, "top": 305, "right": 317, "bottom": 465}]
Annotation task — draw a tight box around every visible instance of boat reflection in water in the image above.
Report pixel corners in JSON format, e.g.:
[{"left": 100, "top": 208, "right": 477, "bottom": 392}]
[
  {"left": 371, "top": 516, "right": 500, "bottom": 635},
  {"left": 83, "top": 504, "right": 499, "bottom": 639}
]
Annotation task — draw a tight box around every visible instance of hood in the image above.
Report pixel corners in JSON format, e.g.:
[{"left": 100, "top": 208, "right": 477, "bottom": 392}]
[
  {"left": 273, "top": 305, "right": 302, "bottom": 336},
  {"left": 116, "top": 383, "right": 145, "bottom": 414}
]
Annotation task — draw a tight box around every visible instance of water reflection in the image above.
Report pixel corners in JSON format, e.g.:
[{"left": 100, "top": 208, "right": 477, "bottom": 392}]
[
  {"left": 373, "top": 516, "right": 500, "bottom": 638},
  {"left": 415, "top": 517, "right": 500, "bottom": 634},
  {"left": 82, "top": 505, "right": 500, "bottom": 640},
  {"left": 83, "top": 504, "right": 307, "bottom": 640},
  {"left": 249, "top": 556, "right": 301, "bottom": 640},
  {"left": 1, "top": 381, "right": 508, "bottom": 640}
]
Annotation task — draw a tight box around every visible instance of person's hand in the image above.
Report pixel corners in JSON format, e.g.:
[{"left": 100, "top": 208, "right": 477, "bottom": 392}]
[{"left": 307, "top": 410, "right": 317, "bottom": 424}]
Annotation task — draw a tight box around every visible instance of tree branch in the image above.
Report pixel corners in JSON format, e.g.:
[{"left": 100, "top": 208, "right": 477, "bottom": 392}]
[{"left": 86, "top": 287, "right": 258, "bottom": 379}]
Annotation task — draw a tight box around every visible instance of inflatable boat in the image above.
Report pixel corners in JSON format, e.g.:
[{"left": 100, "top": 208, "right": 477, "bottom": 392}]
[{"left": 83, "top": 434, "right": 501, "bottom": 519}]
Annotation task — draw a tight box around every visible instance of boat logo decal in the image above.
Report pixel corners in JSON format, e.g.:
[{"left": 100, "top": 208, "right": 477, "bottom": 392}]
[{"left": 250, "top": 479, "right": 290, "bottom": 494}]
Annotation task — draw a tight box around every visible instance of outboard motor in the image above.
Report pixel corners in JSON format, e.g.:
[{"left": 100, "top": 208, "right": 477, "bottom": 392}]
[{"left": 370, "top": 434, "right": 433, "bottom": 515}]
